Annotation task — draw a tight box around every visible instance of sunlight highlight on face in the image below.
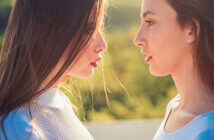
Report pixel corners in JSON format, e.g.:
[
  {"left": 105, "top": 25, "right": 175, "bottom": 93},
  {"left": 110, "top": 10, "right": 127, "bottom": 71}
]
[
  {"left": 67, "top": 31, "right": 107, "bottom": 78},
  {"left": 134, "top": 0, "right": 193, "bottom": 77}
]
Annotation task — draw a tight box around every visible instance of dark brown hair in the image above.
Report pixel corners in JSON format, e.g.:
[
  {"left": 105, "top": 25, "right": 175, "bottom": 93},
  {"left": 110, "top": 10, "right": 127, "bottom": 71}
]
[
  {"left": 166, "top": 0, "right": 214, "bottom": 92},
  {"left": 0, "top": 0, "right": 106, "bottom": 138}
]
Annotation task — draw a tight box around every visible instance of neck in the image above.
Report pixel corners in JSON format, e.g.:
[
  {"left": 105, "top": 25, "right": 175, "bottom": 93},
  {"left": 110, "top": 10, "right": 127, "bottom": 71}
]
[{"left": 171, "top": 55, "right": 214, "bottom": 114}]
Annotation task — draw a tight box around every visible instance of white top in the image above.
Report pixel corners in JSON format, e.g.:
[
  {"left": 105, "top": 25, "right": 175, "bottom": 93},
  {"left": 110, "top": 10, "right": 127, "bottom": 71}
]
[{"left": 0, "top": 88, "right": 94, "bottom": 140}]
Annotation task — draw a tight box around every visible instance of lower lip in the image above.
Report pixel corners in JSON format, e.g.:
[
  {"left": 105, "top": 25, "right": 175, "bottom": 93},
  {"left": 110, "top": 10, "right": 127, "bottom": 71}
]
[
  {"left": 144, "top": 56, "right": 153, "bottom": 63},
  {"left": 90, "top": 62, "right": 98, "bottom": 67}
]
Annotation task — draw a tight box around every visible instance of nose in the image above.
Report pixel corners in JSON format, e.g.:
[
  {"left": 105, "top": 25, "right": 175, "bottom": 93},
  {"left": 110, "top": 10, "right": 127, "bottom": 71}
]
[
  {"left": 95, "top": 32, "right": 107, "bottom": 53},
  {"left": 134, "top": 26, "right": 146, "bottom": 48}
]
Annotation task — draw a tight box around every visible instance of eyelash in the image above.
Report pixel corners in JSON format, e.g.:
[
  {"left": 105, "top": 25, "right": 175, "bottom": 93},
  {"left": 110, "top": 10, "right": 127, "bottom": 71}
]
[{"left": 145, "top": 20, "right": 155, "bottom": 26}]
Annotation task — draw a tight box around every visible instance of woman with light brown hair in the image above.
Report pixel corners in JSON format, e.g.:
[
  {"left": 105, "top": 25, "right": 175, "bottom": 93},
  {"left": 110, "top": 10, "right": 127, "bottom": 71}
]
[
  {"left": 0, "top": 0, "right": 107, "bottom": 139},
  {"left": 134, "top": 0, "right": 214, "bottom": 139}
]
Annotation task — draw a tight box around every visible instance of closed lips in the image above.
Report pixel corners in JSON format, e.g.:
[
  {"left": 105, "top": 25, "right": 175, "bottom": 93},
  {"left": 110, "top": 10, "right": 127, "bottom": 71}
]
[{"left": 90, "top": 57, "right": 101, "bottom": 67}]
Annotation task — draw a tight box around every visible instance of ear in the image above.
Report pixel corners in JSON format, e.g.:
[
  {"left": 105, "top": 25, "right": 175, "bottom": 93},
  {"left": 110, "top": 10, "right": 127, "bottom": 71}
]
[{"left": 184, "top": 19, "right": 200, "bottom": 44}]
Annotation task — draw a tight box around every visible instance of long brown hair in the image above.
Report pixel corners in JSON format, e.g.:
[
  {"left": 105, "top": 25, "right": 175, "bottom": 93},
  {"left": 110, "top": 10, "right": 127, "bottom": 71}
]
[
  {"left": 0, "top": 0, "right": 106, "bottom": 137},
  {"left": 166, "top": 0, "right": 214, "bottom": 92}
]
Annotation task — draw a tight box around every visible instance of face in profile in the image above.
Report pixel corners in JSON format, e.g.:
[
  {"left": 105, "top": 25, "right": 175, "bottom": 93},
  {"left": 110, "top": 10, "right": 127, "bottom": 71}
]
[
  {"left": 43, "top": 30, "right": 107, "bottom": 87},
  {"left": 134, "top": 0, "right": 194, "bottom": 77},
  {"left": 65, "top": 2, "right": 108, "bottom": 78},
  {"left": 66, "top": 30, "right": 107, "bottom": 78},
  {"left": 44, "top": 25, "right": 107, "bottom": 87}
]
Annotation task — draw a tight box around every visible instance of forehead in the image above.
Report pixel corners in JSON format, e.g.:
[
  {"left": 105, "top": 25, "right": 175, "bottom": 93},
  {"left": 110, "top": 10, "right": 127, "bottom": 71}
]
[
  {"left": 141, "top": 0, "right": 176, "bottom": 18},
  {"left": 141, "top": 0, "right": 166, "bottom": 11}
]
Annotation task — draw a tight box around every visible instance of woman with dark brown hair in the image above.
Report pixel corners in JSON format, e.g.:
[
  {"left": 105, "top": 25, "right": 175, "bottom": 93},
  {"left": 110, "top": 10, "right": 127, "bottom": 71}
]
[
  {"left": 0, "top": 0, "right": 107, "bottom": 139},
  {"left": 134, "top": 0, "right": 214, "bottom": 139}
]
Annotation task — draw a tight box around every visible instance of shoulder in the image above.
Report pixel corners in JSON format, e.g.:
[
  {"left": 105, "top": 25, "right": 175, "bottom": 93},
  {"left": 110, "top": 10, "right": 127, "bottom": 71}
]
[
  {"left": 0, "top": 110, "right": 41, "bottom": 140},
  {"left": 195, "top": 128, "right": 214, "bottom": 140},
  {"left": 193, "top": 111, "right": 214, "bottom": 140}
]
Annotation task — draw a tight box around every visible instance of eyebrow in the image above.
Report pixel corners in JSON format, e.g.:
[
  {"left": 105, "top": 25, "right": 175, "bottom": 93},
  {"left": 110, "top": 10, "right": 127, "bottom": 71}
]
[{"left": 141, "top": 11, "right": 156, "bottom": 18}]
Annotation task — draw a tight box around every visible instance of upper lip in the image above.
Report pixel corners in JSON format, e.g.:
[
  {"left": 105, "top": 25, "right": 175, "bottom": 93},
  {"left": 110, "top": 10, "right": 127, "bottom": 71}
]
[
  {"left": 141, "top": 50, "right": 150, "bottom": 57},
  {"left": 91, "top": 57, "right": 102, "bottom": 63}
]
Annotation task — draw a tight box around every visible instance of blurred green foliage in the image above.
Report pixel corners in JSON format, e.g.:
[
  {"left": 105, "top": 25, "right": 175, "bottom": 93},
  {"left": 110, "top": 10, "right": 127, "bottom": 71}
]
[
  {"left": 0, "top": 0, "right": 13, "bottom": 6},
  {"left": 0, "top": 0, "right": 178, "bottom": 122}
]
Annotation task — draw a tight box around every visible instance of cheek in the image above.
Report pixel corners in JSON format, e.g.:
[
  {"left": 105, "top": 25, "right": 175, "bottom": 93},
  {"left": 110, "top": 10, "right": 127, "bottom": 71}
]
[
  {"left": 148, "top": 25, "right": 187, "bottom": 75},
  {"left": 81, "top": 46, "right": 94, "bottom": 62},
  {"left": 74, "top": 45, "right": 95, "bottom": 68},
  {"left": 150, "top": 22, "right": 184, "bottom": 56}
]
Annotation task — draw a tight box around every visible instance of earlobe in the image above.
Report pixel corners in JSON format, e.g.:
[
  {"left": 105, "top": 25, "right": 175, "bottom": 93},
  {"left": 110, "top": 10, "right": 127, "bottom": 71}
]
[{"left": 186, "top": 19, "right": 200, "bottom": 44}]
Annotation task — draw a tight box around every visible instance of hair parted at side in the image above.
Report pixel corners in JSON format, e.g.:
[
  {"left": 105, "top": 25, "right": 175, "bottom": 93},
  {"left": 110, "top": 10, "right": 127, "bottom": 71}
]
[
  {"left": 166, "top": 0, "right": 214, "bottom": 92},
  {"left": 0, "top": 0, "right": 107, "bottom": 137}
]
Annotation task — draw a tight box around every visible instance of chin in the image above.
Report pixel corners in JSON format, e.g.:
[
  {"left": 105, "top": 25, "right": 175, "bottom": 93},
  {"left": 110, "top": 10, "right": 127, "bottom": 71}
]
[
  {"left": 79, "top": 73, "right": 93, "bottom": 78},
  {"left": 70, "top": 70, "right": 94, "bottom": 78},
  {"left": 149, "top": 65, "right": 169, "bottom": 77}
]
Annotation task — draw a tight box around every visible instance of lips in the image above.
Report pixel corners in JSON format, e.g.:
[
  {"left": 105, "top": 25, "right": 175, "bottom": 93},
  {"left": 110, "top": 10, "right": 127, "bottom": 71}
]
[
  {"left": 141, "top": 50, "right": 152, "bottom": 63},
  {"left": 90, "top": 57, "right": 102, "bottom": 67},
  {"left": 145, "top": 56, "right": 153, "bottom": 63},
  {"left": 90, "top": 62, "right": 98, "bottom": 67}
]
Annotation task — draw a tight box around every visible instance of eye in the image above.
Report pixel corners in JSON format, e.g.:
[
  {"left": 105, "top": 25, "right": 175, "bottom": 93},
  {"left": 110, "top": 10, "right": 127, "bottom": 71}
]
[{"left": 145, "top": 20, "right": 155, "bottom": 26}]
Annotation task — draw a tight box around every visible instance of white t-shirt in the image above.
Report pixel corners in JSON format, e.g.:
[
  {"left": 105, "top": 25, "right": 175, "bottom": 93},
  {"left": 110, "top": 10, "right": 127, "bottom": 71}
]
[{"left": 0, "top": 88, "right": 94, "bottom": 140}]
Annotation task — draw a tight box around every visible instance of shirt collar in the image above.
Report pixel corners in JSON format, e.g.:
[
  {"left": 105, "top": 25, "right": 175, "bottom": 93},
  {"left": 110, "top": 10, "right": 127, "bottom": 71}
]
[{"left": 33, "top": 88, "right": 66, "bottom": 109}]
